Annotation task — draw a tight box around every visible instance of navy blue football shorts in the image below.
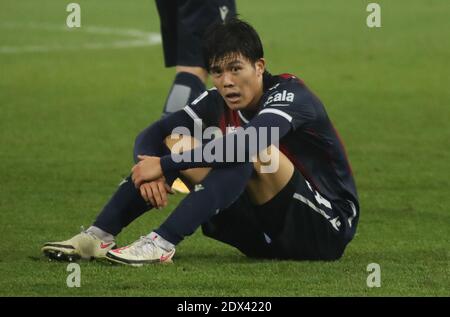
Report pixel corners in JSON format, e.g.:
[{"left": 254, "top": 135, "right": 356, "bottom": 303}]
[
  {"left": 155, "top": 0, "right": 237, "bottom": 67},
  {"left": 201, "top": 168, "right": 359, "bottom": 261}
]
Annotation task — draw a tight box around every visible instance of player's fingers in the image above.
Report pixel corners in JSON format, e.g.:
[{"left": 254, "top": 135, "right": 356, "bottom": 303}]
[
  {"left": 133, "top": 177, "right": 139, "bottom": 188},
  {"left": 151, "top": 182, "right": 163, "bottom": 209},
  {"left": 157, "top": 181, "right": 168, "bottom": 207},
  {"left": 140, "top": 185, "right": 149, "bottom": 204},
  {"left": 164, "top": 183, "right": 175, "bottom": 195},
  {"left": 144, "top": 184, "right": 156, "bottom": 208},
  {"left": 131, "top": 168, "right": 140, "bottom": 188}
]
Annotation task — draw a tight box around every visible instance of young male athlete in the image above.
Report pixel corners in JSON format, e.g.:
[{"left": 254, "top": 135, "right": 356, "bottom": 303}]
[{"left": 42, "top": 18, "right": 359, "bottom": 265}]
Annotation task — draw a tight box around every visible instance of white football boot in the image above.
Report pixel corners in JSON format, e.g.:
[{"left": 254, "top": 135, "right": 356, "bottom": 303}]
[
  {"left": 42, "top": 230, "right": 116, "bottom": 262},
  {"left": 106, "top": 233, "right": 175, "bottom": 267}
]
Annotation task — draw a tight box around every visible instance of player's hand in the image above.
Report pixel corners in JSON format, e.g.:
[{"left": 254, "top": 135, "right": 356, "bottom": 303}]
[
  {"left": 131, "top": 155, "right": 163, "bottom": 188},
  {"left": 139, "top": 177, "right": 174, "bottom": 209}
]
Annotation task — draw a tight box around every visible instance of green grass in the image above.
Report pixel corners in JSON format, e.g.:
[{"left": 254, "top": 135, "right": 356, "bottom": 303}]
[{"left": 0, "top": 0, "right": 449, "bottom": 296}]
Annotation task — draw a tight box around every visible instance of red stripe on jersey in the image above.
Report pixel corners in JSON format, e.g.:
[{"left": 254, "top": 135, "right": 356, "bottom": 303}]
[
  {"left": 279, "top": 73, "right": 295, "bottom": 79},
  {"left": 219, "top": 107, "right": 243, "bottom": 134},
  {"left": 231, "top": 109, "right": 242, "bottom": 127},
  {"left": 219, "top": 112, "right": 226, "bottom": 134},
  {"left": 279, "top": 73, "right": 304, "bottom": 84}
]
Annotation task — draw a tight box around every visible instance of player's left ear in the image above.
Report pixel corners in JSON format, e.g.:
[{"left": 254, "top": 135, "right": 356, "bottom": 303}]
[{"left": 255, "top": 58, "right": 266, "bottom": 76}]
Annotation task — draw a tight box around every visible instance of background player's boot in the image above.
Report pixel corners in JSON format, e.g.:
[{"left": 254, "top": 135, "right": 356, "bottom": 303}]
[
  {"left": 42, "top": 230, "right": 116, "bottom": 262},
  {"left": 171, "top": 178, "right": 190, "bottom": 194},
  {"left": 106, "top": 233, "right": 175, "bottom": 266}
]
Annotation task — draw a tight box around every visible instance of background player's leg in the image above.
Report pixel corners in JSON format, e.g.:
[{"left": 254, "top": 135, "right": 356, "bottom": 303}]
[
  {"left": 156, "top": 0, "right": 208, "bottom": 117},
  {"left": 159, "top": 0, "right": 236, "bottom": 116},
  {"left": 161, "top": 68, "right": 207, "bottom": 117}
]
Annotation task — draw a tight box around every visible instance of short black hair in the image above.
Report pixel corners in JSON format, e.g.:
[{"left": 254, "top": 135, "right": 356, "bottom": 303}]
[{"left": 202, "top": 17, "right": 264, "bottom": 71}]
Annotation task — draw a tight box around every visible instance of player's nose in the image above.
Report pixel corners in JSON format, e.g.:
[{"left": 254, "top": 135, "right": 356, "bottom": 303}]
[{"left": 222, "top": 71, "right": 234, "bottom": 88}]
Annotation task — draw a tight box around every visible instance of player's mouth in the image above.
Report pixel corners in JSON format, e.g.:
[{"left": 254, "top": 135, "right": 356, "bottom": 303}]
[{"left": 225, "top": 92, "right": 241, "bottom": 104}]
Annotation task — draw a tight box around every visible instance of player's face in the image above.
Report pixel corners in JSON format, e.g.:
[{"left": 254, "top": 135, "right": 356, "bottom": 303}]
[{"left": 209, "top": 54, "right": 265, "bottom": 111}]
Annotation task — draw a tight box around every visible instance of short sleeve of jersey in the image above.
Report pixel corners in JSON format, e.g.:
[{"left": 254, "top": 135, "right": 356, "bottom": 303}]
[
  {"left": 183, "top": 88, "right": 221, "bottom": 129},
  {"left": 258, "top": 80, "right": 317, "bottom": 131}
]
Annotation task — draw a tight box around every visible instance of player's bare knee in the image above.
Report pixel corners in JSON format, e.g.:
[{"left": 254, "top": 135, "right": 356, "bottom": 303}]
[
  {"left": 246, "top": 147, "right": 295, "bottom": 205},
  {"left": 251, "top": 146, "right": 292, "bottom": 176},
  {"left": 164, "top": 134, "right": 199, "bottom": 154}
]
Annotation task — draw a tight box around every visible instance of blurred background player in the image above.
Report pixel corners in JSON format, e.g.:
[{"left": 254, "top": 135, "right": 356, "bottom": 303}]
[{"left": 155, "top": 0, "right": 237, "bottom": 193}]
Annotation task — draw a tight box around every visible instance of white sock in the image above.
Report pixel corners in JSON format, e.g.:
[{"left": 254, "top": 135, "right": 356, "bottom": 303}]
[
  {"left": 87, "top": 226, "right": 114, "bottom": 243},
  {"left": 148, "top": 232, "right": 175, "bottom": 251}
]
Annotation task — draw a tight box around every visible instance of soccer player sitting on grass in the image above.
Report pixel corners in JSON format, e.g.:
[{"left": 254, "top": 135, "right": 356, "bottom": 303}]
[{"left": 42, "top": 18, "right": 359, "bottom": 265}]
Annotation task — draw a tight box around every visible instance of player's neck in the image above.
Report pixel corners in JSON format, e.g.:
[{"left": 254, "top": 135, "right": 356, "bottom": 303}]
[{"left": 245, "top": 81, "right": 264, "bottom": 112}]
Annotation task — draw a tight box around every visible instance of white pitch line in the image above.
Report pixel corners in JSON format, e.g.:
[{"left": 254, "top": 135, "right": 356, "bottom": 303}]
[{"left": 0, "top": 22, "right": 161, "bottom": 54}]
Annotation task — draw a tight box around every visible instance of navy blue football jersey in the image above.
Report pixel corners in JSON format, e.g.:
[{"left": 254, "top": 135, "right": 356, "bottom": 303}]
[{"left": 179, "top": 72, "right": 359, "bottom": 212}]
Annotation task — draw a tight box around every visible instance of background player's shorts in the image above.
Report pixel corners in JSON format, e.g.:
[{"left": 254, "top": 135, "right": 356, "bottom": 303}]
[
  {"left": 155, "top": 0, "right": 237, "bottom": 67},
  {"left": 201, "top": 169, "right": 359, "bottom": 261}
]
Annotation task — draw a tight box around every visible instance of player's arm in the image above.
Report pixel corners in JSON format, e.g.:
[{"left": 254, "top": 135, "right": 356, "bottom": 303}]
[
  {"left": 132, "top": 90, "right": 216, "bottom": 188},
  {"left": 157, "top": 111, "right": 292, "bottom": 173},
  {"left": 156, "top": 84, "right": 316, "bottom": 176},
  {"left": 134, "top": 110, "right": 196, "bottom": 158},
  {"left": 131, "top": 111, "right": 292, "bottom": 187},
  {"left": 132, "top": 102, "right": 204, "bottom": 206},
  {"left": 134, "top": 89, "right": 214, "bottom": 159},
  {"left": 131, "top": 86, "right": 315, "bottom": 186}
]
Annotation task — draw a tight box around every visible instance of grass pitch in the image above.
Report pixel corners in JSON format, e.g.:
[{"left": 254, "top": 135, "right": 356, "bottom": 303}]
[{"left": 0, "top": 0, "right": 448, "bottom": 296}]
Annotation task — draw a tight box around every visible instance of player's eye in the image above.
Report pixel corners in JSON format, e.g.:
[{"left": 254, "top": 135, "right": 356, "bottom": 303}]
[
  {"left": 210, "top": 68, "right": 222, "bottom": 77},
  {"left": 231, "top": 66, "right": 241, "bottom": 73}
]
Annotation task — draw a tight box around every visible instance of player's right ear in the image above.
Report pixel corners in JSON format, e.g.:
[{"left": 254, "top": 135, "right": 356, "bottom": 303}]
[{"left": 255, "top": 58, "right": 266, "bottom": 76}]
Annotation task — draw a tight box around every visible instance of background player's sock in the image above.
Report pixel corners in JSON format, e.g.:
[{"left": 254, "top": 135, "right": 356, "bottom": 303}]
[
  {"left": 154, "top": 163, "right": 254, "bottom": 245},
  {"left": 86, "top": 226, "right": 114, "bottom": 243},
  {"left": 161, "top": 72, "right": 206, "bottom": 117}
]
